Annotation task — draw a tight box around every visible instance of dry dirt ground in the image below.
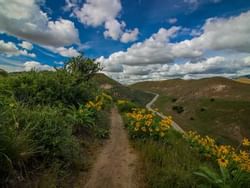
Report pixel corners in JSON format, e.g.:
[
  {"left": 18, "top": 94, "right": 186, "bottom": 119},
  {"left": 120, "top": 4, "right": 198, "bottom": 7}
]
[{"left": 84, "top": 108, "right": 138, "bottom": 188}]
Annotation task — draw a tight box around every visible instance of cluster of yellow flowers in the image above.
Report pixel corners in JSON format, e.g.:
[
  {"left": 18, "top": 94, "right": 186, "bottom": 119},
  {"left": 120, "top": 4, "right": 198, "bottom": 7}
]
[
  {"left": 185, "top": 131, "right": 250, "bottom": 171},
  {"left": 126, "top": 108, "right": 172, "bottom": 138},
  {"left": 86, "top": 92, "right": 112, "bottom": 111}
]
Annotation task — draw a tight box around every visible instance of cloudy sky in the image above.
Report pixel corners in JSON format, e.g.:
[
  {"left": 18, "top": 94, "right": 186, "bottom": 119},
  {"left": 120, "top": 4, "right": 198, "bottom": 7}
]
[{"left": 1, "top": 0, "right": 250, "bottom": 83}]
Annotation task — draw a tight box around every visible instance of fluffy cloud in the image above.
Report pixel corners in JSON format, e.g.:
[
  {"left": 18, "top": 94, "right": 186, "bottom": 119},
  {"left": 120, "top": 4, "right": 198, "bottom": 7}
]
[
  {"left": 46, "top": 46, "right": 80, "bottom": 57},
  {"left": 0, "top": 0, "right": 80, "bottom": 55},
  {"left": 0, "top": 40, "right": 35, "bottom": 57},
  {"left": 120, "top": 28, "right": 139, "bottom": 43},
  {"left": 98, "top": 11, "right": 250, "bottom": 83},
  {"left": 104, "top": 19, "right": 125, "bottom": 40},
  {"left": 99, "top": 11, "right": 250, "bottom": 66},
  {"left": 102, "top": 56, "right": 250, "bottom": 84},
  {"left": 18, "top": 41, "right": 33, "bottom": 50},
  {"left": 73, "top": 0, "right": 139, "bottom": 43},
  {"left": 168, "top": 18, "right": 178, "bottom": 24},
  {"left": 74, "top": 0, "right": 121, "bottom": 27},
  {"left": 23, "top": 61, "right": 54, "bottom": 71},
  {"left": 197, "top": 12, "right": 250, "bottom": 52},
  {"left": 97, "top": 26, "right": 183, "bottom": 66}
]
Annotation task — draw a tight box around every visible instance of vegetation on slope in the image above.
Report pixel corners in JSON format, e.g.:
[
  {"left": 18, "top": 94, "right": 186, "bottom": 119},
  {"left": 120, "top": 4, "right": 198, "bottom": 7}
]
[
  {"left": 235, "top": 77, "right": 250, "bottom": 84},
  {"left": 118, "top": 100, "right": 250, "bottom": 188},
  {"left": 93, "top": 73, "right": 154, "bottom": 107},
  {"left": 0, "top": 68, "right": 8, "bottom": 77},
  {"left": 131, "top": 77, "right": 250, "bottom": 145},
  {"left": 0, "top": 56, "right": 112, "bottom": 187}
]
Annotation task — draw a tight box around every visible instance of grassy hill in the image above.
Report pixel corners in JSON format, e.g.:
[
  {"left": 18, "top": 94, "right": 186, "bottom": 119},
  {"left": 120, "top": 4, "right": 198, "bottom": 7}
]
[
  {"left": 0, "top": 68, "right": 7, "bottom": 76},
  {"left": 131, "top": 77, "right": 250, "bottom": 145},
  {"left": 235, "top": 77, "right": 250, "bottom": 84},
  {"left": 93, "top": 73, "right": 154, "bottom": 106}
]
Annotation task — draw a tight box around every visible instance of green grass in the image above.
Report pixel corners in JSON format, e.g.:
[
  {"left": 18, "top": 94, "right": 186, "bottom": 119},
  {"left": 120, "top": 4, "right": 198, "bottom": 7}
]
[
  {"left": 153, "top": 94, "right": 250, "bottom": 145},
  {"left": 133, "top": 130, "right": 212, "bottom": 188},
  {"left": 131, "top": 78, "right": 250, "bottom": 146}
]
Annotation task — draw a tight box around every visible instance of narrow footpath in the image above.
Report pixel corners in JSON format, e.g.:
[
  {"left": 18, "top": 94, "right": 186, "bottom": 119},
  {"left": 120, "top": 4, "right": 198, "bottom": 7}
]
[
  {"left": 84, "top": 107, "right": 138, "bottom": 188},
  {"left": 146, "top": 92, "right": 185, "bottom": 133}
]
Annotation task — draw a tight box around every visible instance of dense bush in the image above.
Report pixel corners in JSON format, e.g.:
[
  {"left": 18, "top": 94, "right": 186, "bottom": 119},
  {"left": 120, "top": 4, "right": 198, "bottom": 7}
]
[
  {"left": 0, "top": 57, "right": 111, "bottom": 186},
  {"left": 10, "top": 70, "right": 96, "bottom": 107},
  {"left": 116, "top": 99, "right": 137, "bottom": 113},
  {"left": 172, "top": 105, "right": 184, "bottom": 114}
]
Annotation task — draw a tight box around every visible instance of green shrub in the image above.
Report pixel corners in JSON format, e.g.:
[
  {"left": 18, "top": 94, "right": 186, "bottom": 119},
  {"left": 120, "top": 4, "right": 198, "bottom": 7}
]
[
  {"left": 116, "top": 100, "right": 138, "bottom": 112},
  {"left": 10, "top": 70, "right": 97, "bottom": 106},
  {"left": 0, "top": 120, "right": 38, "bottom": 182},
  {"left": 172, "top": 105, "right": 184, "bottom": 114}
]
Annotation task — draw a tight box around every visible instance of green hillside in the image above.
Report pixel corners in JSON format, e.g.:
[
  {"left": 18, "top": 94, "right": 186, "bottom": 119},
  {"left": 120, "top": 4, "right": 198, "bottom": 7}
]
[
  {"left": 93, "top": 73, "right": 154, "bottom": 106},
  {"left": 131, "top": 77, "right": 250, "bottom": 145}
]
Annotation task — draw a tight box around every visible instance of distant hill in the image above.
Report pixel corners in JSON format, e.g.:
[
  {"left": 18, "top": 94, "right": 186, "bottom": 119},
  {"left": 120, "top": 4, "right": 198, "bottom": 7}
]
[
  {"left": 131, "top": 77, "right": 250, "bottom": 145},
  {"left": 132, "top": 77, "right": 250, "bottom": 101},
  {"left": 235, "top": 76, "right": 250, "bottom": 84},
  {"left": 0, "top": 68, "right": 7, "bottom": 76},
  {"left": 93, "top": 73, "right": 154, "bottom": 106}
]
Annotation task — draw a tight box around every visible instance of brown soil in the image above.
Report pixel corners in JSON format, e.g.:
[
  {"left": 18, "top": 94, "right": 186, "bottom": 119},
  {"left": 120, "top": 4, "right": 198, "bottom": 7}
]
[{"left": 84, "top": 108, "right": 138, "bottom": 188}]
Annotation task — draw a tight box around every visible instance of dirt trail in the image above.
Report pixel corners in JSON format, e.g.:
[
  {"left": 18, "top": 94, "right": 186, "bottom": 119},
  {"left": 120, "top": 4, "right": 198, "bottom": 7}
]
[
  {"left": 84, "top": 107, "right": 138, "bottom": 188},
  {"left": 146, "top": 92, "right": 185, "bottom": 133}
]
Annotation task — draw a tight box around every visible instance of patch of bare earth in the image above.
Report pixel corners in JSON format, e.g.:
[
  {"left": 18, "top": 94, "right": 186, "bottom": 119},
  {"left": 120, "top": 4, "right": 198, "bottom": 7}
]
[
  {"left": 84, "top": 108, "right": 139, "bottom": 188},
  {"left": 100, "top": 84, "right": 113, "bottom": 89}
]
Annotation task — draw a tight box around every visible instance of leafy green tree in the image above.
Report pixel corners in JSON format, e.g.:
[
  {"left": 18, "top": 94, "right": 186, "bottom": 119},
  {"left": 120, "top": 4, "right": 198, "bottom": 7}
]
[{"left": 64, "top": 55, "right": 102, "bottom": 81}]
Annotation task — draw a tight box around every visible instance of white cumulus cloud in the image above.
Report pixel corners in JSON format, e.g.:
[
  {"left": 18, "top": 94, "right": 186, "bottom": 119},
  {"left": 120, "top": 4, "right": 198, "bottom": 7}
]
[
  {"left": 0, "top": 40, "right": 35, "bottom": 57},
  {"left": 18, "top": 41, "right": 33, "bottom": 50},
  {"left": 0, "top": 0, "right": 80, "bottom": 56},
  {"left": 23, "top": 61, "right": 54, "bottom": 71},
  {"left": 98, "top": 11, "right": 250, "bottom": 83},
  {"left": 73, "top": 0, "right": 139, "bottom": 43}
]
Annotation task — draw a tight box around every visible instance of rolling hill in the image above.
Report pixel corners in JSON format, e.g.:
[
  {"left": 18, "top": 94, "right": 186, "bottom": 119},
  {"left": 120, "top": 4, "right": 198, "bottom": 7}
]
[
  {"left": 131, "top": 77, "right": 250, "bottom": 145},
  {"left": 235, "top": 77, "right": 250, "bottom": 84},
  {"left": 93, "top": 73, "right": 154, "bottom": 106}
]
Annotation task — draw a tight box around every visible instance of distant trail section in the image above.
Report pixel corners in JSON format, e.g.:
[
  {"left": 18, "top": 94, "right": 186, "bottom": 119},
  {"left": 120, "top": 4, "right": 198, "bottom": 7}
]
[
  {"left": 84, "top": 107, "right": 138, "bottom": 188},
  {"left": 146, "top": 92, "right": 185, "bottom": 133}
]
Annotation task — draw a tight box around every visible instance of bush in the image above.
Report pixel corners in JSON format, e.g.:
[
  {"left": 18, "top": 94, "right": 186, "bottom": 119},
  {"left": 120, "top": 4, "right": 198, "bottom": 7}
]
[
  {"left": 172, "top": 98, "right": 178, "bottom": 102},
  {"left": 172, "top": 105, "right": 184, "bottom": 114},
  {"left": 116, "top": 100, "right": 137, "bottom": 112},
  {"left": 0, "top": 123, "right": 38, "bottom": 183},
  {"left": 200, "top": 107, "right": 206, "bottom": 112},
  {"left": 210, "top": 98, "right": 215, "bottom": 102},
  {"left": 10, "top": 70, "right": 97, "bottom": 107}
]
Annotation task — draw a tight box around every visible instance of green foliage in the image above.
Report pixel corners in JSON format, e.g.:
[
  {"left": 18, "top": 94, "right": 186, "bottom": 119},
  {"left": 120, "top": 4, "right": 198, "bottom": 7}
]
[
  {"left": 134, "top": 130, "right": 205, "bottom": 188},
  {"left": 0, "top": 123, "right": 38, "bottom": 182},
  {"left": 65, "top": 55, "right": 102, "bottom": 81},
  {"left": 172, "top": 105, "right": 184, "bottom": 114},
  {"left": 10, "top": 70, "right": 96, "bottom": 106},
  {"left": 0, "top": 56, "right": 111, "bottom": 186},
  {"left": 194, "top": 165, "right": 250, "bottom": 188},
  {"left": 116, "top": 100, "right": 138, "bottom": 113},
  {"left": 0, "top": 68, "right": 8, "bottom": 77}
]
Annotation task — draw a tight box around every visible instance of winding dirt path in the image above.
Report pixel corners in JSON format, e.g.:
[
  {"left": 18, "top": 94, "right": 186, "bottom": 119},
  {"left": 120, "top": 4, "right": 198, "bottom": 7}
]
[
  {"left": 84, "top": 107, "right": 138, "bottom": 188},
  {"left": 146, "top": 92, "right": 185, "bottom": 133}
]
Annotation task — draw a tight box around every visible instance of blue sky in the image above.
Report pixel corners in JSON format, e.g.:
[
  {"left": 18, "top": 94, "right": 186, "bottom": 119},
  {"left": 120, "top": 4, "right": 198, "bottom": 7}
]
[{"left": 1, "top": 0, "right": 250, "bottom": 83}]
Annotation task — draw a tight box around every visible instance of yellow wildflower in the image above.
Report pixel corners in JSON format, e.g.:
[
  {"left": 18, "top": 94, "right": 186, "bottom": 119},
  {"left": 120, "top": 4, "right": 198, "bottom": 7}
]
[
  {"left": 242, "top": 138, "right": 250, "bottom": 147},
  {"left": 217, "top": 158, "right": 229, "bottom": 168}
]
